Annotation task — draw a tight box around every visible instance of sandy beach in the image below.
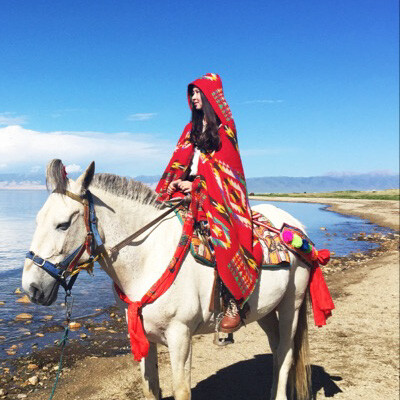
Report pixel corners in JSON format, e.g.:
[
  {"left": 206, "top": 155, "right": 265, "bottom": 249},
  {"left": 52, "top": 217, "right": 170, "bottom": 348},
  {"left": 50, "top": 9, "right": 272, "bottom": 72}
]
[{"left": 1, "top": 198, "right": 399, "bottom": 400}]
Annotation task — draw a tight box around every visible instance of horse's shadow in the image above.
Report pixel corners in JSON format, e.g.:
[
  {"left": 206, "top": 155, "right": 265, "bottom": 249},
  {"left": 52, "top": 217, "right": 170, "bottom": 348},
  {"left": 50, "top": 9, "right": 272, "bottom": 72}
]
[{"left": 163, "top": 354, "right": 342, "bottom": 400}]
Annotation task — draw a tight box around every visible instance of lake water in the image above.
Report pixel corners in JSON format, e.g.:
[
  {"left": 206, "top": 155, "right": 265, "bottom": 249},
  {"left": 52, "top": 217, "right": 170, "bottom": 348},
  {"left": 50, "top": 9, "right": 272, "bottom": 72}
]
[{"left": 0, "top": 190, "right": 392, "bottom": 358}]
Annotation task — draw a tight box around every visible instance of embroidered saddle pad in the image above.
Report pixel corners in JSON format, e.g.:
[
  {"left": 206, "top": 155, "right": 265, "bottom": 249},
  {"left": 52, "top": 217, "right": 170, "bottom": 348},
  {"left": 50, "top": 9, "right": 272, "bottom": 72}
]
[{"left": 175, "top": 208, "right": 291, "bottom": 268}]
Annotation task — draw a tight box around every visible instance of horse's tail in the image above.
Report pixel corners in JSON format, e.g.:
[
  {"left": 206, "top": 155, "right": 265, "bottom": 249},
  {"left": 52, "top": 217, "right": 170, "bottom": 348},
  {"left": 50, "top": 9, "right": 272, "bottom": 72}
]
[{"left": 290, "top": 293, "right": 311, "bottom": 400}]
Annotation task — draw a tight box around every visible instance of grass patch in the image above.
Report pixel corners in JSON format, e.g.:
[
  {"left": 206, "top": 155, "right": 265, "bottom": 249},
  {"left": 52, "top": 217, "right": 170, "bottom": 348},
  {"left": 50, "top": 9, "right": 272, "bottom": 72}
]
[{"left": 250, "top": 189, "right": 400, "bottom": 201}]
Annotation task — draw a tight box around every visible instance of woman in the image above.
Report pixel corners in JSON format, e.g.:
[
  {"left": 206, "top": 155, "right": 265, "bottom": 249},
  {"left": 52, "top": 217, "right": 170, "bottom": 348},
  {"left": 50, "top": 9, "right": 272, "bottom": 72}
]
[{"left": 156, "top": 73, "right": 263, "bottom": 333}]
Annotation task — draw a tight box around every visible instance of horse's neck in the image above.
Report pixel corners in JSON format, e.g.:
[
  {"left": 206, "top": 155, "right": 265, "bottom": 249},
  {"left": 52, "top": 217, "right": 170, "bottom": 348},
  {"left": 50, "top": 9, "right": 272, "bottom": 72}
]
[{"left": 91, "top": 187, "right": 180, "bottom": 300}]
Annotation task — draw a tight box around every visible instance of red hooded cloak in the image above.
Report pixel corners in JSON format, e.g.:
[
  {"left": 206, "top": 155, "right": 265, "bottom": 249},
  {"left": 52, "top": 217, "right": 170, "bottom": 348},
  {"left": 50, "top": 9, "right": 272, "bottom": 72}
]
[{"left": 156, "top": 73, "right": 263, "bottom": 303}]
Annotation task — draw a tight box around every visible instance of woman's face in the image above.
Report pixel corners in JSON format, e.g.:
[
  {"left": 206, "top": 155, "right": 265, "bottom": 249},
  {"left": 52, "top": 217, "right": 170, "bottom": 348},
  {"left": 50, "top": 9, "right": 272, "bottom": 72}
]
[{"left": 191, "top": 87, "right": 202, "bottom": 110}]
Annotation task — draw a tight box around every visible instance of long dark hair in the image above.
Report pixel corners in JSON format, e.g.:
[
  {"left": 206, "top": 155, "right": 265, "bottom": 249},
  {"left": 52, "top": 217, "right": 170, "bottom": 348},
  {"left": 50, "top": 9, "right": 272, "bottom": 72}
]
[{"left": 189, "top": 87, "right": 221, "bottom": 152}]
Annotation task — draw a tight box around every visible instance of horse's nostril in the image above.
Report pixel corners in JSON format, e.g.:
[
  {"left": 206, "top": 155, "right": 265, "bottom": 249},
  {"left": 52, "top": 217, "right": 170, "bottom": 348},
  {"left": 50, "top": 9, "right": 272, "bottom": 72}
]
[{"left": 30, "top": 283, "right": 42, "bottom": 302}]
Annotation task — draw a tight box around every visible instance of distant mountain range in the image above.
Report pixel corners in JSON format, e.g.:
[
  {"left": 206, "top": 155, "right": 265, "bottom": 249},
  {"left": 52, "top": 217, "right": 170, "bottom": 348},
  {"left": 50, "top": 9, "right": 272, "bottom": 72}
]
[
  {"left": 245, "top": 174, "right": 399, "bottom": 193},
  {"left": 0, "top": 172, "right": 398, "bottom": 193}
]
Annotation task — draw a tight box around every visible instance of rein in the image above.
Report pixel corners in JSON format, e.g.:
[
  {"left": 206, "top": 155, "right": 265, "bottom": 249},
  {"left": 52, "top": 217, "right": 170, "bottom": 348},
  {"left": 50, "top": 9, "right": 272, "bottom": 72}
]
[
  {"left": 26, "top": 189, "right": 187, "bottom": 292},
  {"left": 109, "top": 196, "right": 189, "bottom": 257}
]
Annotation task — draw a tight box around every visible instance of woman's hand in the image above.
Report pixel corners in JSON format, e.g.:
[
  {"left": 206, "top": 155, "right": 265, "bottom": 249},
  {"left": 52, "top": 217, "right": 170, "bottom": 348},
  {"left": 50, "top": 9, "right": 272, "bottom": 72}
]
[
  {"left": 167, "top": 179, "right": 182, "bottom": 195},
  {"left": 178, "top": 180, "right": 192, "bottom": 194}
]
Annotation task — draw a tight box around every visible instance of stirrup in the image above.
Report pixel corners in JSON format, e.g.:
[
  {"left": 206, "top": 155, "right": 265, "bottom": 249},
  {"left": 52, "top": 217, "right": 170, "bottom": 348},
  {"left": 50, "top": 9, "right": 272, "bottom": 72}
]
[
  {"left": 213, "top": 331, "right": 235, "bottom": 346},
  {"left": 214, "top": 312, "right": 235, "bottom": 346}
]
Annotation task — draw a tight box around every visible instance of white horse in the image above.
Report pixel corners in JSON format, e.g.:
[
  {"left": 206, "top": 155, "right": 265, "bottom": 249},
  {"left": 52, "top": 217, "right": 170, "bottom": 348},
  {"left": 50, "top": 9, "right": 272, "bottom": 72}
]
[{"left": 22, "top": 160, "right": 311, "bottom": 400}]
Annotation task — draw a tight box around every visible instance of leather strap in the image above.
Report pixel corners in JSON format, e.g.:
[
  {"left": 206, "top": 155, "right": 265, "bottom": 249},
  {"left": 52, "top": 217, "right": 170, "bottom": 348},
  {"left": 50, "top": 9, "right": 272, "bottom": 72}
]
[{"left": 108, "top": 196, "right": 190, "bottom": 257}]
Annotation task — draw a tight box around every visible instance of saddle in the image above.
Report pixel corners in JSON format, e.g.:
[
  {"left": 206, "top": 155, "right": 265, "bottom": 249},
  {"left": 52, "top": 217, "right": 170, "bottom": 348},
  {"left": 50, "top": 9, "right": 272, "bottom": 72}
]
[{"left": 175, "top": 208, "right": 293, "bottom": 269}]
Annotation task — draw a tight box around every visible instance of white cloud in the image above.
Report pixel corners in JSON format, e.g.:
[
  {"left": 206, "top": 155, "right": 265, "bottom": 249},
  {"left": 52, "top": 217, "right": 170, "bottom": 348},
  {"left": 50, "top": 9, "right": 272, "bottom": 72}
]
[
  {"left": 0, "top": 163, "right": 7, "bottom": 169},
  {"left": 0, "top": 112, "right": 28, "bottom": 125},
  {"left": 0, "top": 125, "right": 172, "bottom": 175},
  {"left": 241, "top": 100, "right": 284, "bottom": 105},
  {"left": 65, "top": 164, "right": 82, "bottom": 173},
  {"left": 127, "top": 113, "right": 157, "bottom": 121}
]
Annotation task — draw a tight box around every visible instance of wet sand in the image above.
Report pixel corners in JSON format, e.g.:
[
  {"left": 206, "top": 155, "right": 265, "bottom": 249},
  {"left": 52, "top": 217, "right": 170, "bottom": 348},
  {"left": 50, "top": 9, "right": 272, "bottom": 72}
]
[{"left": 1, "top": 198, "right": 399, "bottom": 400}]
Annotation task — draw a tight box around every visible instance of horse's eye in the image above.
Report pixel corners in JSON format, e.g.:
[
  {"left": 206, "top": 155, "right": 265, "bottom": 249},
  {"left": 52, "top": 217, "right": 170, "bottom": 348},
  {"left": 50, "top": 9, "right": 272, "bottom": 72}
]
[{"left": 56, "top": 221, "right": 71, "bottom": 231}]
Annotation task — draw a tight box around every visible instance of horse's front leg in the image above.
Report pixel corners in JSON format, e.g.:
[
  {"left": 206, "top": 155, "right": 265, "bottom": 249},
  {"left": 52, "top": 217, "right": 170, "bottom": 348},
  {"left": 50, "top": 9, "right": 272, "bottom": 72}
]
[
  {"left": 140, "top": 342, "right": 161, "bottom": 400},
  {"left": 166, "top": 322, "right": 192, "bottom": 400},
  {"left": 123, "top": 306, "right": 160, "bottom": 400}
]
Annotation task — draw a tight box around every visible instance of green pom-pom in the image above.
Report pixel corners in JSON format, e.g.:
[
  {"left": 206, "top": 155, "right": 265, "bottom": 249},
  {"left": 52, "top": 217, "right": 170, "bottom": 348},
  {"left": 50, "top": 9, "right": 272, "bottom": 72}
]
[{"left": 291, "top": 234, "right": 303, "bottom": 248}]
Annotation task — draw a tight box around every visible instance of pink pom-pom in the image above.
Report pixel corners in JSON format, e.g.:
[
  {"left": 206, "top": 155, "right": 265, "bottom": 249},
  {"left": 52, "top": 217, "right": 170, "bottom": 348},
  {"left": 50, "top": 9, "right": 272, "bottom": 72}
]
[{"left": 282, "top": 230, "right": 293, "bottom": 243}]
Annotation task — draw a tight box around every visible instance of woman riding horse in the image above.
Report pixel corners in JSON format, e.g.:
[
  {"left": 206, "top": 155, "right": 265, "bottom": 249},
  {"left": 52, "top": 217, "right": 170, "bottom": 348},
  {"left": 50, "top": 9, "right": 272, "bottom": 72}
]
[{"left": 156, "top": 73, "right": 263, "bottom": 332}]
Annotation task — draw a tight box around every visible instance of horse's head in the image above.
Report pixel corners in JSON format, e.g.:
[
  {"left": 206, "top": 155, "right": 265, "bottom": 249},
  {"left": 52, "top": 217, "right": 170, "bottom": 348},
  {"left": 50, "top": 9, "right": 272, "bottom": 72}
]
[{"left": 22, "top": 159, "right": 95, "bottom": 305}]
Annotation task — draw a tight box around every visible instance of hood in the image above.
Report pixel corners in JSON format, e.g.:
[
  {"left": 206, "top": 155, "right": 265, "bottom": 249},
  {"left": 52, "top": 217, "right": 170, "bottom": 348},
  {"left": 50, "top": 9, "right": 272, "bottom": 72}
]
[{"left": 188, "top": 73, "right": 233, "bottom": 126}]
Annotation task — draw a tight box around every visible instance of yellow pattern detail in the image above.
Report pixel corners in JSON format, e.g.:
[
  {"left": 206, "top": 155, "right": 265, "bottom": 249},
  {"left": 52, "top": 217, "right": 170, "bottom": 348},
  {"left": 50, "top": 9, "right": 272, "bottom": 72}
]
[
  {"left": 214, "top": 202, "right": 227, "bottom": 215},
  {"left": 171, "top": 161, "right": 185, "bottom": 170},
  {"left": 204, "top": 73, "right": 218, "bottom": 81},
  {"left": 225, "top": 126, "right": 234, "bottom": 138}
]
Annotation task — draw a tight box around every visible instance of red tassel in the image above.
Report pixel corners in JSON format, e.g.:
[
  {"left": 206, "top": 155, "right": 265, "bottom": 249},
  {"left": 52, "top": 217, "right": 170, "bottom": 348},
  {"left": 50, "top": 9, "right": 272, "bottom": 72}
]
[
  {"left": 317, "top": 249, "right": 330, "bottom": 265},
  {"left": 114, "top": 284, "right": 149, "bottom": 362},
  {"left": 309, "top": 265, "right": 335, "bottom": 326}
]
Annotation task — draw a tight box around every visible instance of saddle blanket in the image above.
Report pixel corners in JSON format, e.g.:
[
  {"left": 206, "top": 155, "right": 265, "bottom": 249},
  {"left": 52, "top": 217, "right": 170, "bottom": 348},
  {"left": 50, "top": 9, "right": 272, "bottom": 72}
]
[{"left": 175, "top": 208, "right": 291, "bottom": 268}]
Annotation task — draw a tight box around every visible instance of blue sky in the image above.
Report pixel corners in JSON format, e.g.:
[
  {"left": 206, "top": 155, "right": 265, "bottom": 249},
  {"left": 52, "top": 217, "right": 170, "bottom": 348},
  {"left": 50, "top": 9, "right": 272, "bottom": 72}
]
[{"left": 0, "top": 0, "right": 398, "bottom": 178}]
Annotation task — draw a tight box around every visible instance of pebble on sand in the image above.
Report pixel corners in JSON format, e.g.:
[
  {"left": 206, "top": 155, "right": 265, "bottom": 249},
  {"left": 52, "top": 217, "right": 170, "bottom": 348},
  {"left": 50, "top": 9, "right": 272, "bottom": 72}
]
[
  {"left": 16, "top": 295, "right": 31, "bottom": 304},
  {"left": 0, "top": 388, "right": 7, "bottom": 396},
  {"left": 14, "top": 287, "right": 23, "bottom": 294},
  {"left": 69, "top": 321, "right": 82, "bottom": 330},
  {"left": 43, "top": 315, "right": 53, "bottom": 321},
  {"left": 28, "top": 376, "right": 39, "bottom": 385},
  {"left": 15, "top": 313, "right": 33, "bottom": 321},
  {"left": 27, "top": 364, "right": 39, "bottom": 370},
  {"left": 0, "top": 301, "right": 5, "bottom": 306}
]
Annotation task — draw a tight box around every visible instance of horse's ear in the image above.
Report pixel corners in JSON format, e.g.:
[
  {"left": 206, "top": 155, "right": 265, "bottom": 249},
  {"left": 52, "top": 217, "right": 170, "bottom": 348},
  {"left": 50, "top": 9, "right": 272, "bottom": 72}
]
[{"left": 76, "top": 161, "right": 95, "bottom": 194}]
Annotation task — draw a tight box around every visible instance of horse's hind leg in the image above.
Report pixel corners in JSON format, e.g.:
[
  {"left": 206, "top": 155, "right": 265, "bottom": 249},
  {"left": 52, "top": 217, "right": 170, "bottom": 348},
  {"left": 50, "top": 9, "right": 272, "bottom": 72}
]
[
  {"left": 166, "top": 322, "right": 192, "bottom": 400},
  {"left": 273, "top": 305, "right": 300, "bottom": 400},
  {"left": 140, "top": 342, "right": 161, "bottom": 400},
  {"left": 274, "top": 295, "right": 309, "bottom": 400},
  {"left": 257, "top": 312, "right": 280, "bottom": 400}
]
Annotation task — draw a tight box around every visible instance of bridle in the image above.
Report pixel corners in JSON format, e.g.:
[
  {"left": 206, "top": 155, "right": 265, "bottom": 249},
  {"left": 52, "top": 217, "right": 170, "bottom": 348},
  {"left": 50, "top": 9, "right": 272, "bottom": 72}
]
[
  {"left": 26, "top": 190, "right": 105, "bottom": 292},
  {"left": 25, "top": 189, "right": 187, "bottom": 292}
]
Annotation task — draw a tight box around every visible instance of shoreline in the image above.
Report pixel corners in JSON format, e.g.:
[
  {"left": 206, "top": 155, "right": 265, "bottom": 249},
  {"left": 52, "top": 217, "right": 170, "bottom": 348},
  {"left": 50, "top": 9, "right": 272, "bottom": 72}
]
[{"left": 1, "top": 198, "right": 399, "bottom": 399}]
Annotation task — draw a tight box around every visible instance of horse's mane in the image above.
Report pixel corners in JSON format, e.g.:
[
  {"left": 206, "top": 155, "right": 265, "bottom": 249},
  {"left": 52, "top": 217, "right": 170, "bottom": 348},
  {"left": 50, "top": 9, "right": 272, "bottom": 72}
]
[
  {"left": 46, "top": 159, "right": 161, "bottom": 208},
  {"left": 91, "top": 173, "right": 162, "bottom": 208}
]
